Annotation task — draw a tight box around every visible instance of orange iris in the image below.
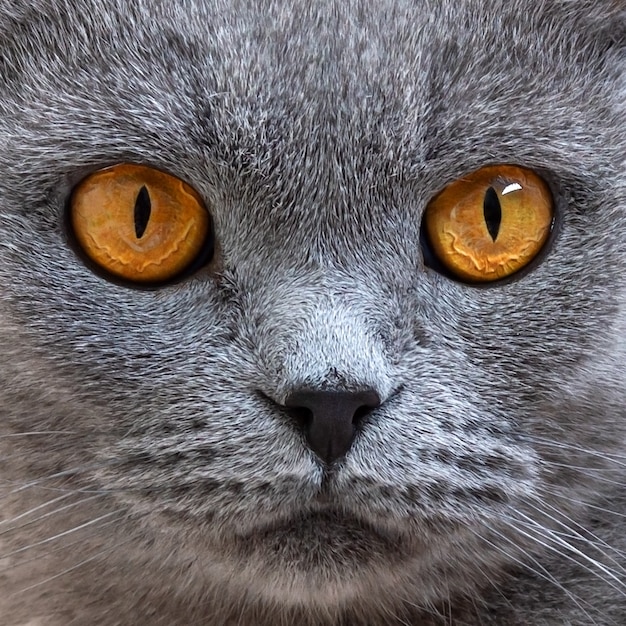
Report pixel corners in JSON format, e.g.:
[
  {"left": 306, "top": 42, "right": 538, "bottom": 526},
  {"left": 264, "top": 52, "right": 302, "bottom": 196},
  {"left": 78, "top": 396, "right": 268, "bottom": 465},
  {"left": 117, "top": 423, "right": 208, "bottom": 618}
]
[
  {"left": 70, "top": 164, "right": 211, "bottom": 283},
  {"left": 423, "top": 165, "right": 553, "bottom": 282}
]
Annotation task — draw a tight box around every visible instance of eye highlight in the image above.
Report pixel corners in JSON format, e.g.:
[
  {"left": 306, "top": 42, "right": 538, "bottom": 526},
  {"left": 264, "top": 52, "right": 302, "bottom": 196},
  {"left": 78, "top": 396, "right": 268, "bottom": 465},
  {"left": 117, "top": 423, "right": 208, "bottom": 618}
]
[
  {"left": 422, "top": 165, "right": 554, "bottom": 283},
  {"left": 69, "top": 164, "right": 212, "bottom": 284}
]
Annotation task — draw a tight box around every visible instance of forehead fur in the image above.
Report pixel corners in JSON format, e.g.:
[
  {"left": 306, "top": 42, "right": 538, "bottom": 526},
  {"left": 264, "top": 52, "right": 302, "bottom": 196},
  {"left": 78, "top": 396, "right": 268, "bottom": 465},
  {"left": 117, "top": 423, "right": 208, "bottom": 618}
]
[{"left": 0, "top": 0, "right": 623, "bottom": 215}]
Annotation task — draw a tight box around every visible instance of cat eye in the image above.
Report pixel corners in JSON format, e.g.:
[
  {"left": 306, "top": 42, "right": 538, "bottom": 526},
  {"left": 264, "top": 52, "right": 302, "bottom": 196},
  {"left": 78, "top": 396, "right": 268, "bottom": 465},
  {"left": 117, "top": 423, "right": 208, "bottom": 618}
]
[
  {"left": 69, "top": 164, "right": 212, "bottom": 284},
  {"left": 422, "top": 165, "right": 554, "bottom": 283}
]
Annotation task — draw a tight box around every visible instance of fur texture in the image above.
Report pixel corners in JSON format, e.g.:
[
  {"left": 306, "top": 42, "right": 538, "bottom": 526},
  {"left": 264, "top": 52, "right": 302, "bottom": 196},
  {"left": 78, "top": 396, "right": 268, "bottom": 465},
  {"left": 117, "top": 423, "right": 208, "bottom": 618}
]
[{"left": 0, "top": 0, "right": 624, "bottom": 624}]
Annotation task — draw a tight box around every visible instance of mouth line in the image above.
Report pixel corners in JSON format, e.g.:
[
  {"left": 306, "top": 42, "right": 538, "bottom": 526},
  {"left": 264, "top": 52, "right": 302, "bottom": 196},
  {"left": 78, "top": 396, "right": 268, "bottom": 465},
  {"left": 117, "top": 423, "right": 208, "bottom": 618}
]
[
  {"left": 233, "top": 503, "right": 411, "bottom": 546},
  {"left": 223, "top": 505, "right": 437, "bottom": 576}
]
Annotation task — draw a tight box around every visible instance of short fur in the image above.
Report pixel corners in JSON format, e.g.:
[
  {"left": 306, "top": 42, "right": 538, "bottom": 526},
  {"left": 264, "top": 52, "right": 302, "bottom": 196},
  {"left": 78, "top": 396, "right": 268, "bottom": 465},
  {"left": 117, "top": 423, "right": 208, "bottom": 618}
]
[{"left": 0, "top": 1, "right": 624, "bottom": 624}]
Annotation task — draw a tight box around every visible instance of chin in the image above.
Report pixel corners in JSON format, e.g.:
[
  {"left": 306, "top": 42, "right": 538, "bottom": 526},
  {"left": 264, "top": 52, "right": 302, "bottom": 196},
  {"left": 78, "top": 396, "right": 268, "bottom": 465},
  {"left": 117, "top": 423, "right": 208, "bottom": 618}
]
[{"left": 179, "top": 509, "right": 481, "bottom": 615}]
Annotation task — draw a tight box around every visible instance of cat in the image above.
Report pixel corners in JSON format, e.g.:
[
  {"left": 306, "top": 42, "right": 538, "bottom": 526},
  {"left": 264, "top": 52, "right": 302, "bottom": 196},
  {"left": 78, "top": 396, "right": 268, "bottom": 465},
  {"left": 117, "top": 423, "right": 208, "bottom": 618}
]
[{"left": 0, "top": 0, "right": 624, "bottom": 624}]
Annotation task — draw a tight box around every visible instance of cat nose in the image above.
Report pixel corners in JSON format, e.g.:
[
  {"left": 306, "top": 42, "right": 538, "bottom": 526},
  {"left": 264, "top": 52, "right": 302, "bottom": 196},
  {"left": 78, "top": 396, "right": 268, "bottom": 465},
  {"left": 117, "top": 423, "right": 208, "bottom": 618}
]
[{"left": 284, "top": 388, "right": 381, "bottom": 464}]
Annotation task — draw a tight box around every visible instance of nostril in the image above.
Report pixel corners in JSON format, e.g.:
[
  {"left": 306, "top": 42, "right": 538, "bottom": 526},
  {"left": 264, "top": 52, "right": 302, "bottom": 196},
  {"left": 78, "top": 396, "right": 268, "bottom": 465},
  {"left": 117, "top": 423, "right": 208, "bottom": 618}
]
[
  {"left": 285, "top": 405, "right": 313, "bottom": 430},
  {"left": 351, "top": 390, "right": 381, "bottom": 425},
  {"left": 352, "top": 403, "right": 376, "bottom": 424}
]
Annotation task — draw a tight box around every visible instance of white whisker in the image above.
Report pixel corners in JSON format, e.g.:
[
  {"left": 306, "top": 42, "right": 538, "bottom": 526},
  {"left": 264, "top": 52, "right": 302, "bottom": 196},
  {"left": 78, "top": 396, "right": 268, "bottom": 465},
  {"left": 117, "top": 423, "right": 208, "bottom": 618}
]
[
  {"left": 540, "top": 488, "right": 626, "bottom": 520},
  {"left": 499, "top": 513, "right": 626, "bottom": 595},
  {"left": 0, "top": 458, "right": 133, "bottom": 498},
  {"left": 0, "top": 494, "right": 104, "bottom": 536},
  {"left": 0, "top": 431, "right": 78, "bottom": 439},
  {"left": 523, "top": 437, "right": 626, "bottom": 466},
  {"left": 470, "top": 524, "right": 603, "bottom": 625},
  {"left": 10, "top": 535, "right": 137, "bottom": 597},
  {"left": 0, "top": 510, "right": 125, "bottom": 561},
  {"left": 528, "top": 496, "right": 626, "bottom": 569},
  {"left": 0, "top": 492, "right": 74, "bottom": 526},
  {"left": 537, "top": 464, "right": 626, "bottom": 489},
  {"left": 0, "top": 515, "right": 123, "bottom": 575}
]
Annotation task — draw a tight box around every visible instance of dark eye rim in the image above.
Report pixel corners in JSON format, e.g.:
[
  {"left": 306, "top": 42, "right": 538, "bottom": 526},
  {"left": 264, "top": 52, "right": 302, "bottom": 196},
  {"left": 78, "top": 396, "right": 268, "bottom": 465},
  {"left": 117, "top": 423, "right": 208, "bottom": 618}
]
[
  {"left": 419, "top": 165, "right": 560, "bottom": 288},
  {"left": 64, "top": 167, "right": 216, "bottom": 291}
]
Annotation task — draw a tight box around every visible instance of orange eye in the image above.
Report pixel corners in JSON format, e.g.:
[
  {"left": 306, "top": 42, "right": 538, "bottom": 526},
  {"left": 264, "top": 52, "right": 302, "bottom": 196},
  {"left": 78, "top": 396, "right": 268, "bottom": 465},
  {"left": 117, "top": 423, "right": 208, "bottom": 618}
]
[
  {"left": 70, "top": 164, "right": 212, "bottom": 284},
  {"left": 423, "top": 165, "right": 554, "bottom": 282}
]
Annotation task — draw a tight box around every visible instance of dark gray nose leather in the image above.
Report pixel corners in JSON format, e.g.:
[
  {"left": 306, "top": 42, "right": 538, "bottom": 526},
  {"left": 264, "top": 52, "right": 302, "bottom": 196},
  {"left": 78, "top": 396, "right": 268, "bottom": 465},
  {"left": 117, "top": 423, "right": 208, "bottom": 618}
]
[{"left": 284, "top": 389, "right": 381, "bottom": 464}]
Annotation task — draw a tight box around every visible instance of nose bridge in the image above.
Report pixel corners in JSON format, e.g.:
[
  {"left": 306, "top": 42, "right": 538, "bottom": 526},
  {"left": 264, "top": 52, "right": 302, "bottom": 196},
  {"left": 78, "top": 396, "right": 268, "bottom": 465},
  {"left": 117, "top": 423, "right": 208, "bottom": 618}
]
[
  {"left": 256, "top": 288, "right": 395, "bottom": 403},
  {"left": 247, "top": 275, "right": 400, "bottom": 464}
]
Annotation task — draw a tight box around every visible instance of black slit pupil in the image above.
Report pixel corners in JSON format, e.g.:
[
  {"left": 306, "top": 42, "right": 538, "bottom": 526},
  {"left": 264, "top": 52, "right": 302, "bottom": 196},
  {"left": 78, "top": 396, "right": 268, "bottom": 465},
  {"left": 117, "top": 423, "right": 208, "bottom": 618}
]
[
  {"left": 483, "top": 186, "right": 502, "bottom": 242},
  {"left": 134, "top": 186, "right": 152, "bottom": 239}
]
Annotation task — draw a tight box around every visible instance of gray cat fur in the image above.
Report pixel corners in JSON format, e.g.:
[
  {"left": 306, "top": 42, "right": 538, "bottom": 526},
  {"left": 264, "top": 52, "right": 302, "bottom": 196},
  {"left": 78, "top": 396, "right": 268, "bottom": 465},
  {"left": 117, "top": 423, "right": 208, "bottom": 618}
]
[{"left": 0, "top": 0, "right": 624, "bottom": 624}]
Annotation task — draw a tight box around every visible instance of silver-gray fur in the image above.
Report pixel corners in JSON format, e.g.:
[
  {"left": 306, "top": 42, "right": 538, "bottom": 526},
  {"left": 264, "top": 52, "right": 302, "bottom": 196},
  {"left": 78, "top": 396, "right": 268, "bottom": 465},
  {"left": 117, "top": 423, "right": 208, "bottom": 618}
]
[{"left": 0, "top": 0, "right": 624, "bottom": 624}]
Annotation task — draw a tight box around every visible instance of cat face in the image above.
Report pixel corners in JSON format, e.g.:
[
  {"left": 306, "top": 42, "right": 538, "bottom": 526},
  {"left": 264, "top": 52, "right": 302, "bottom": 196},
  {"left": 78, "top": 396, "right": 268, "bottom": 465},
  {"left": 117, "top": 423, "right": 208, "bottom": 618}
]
[{"left": 0, "top": 0, "right": 624, "bottom": 622}]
